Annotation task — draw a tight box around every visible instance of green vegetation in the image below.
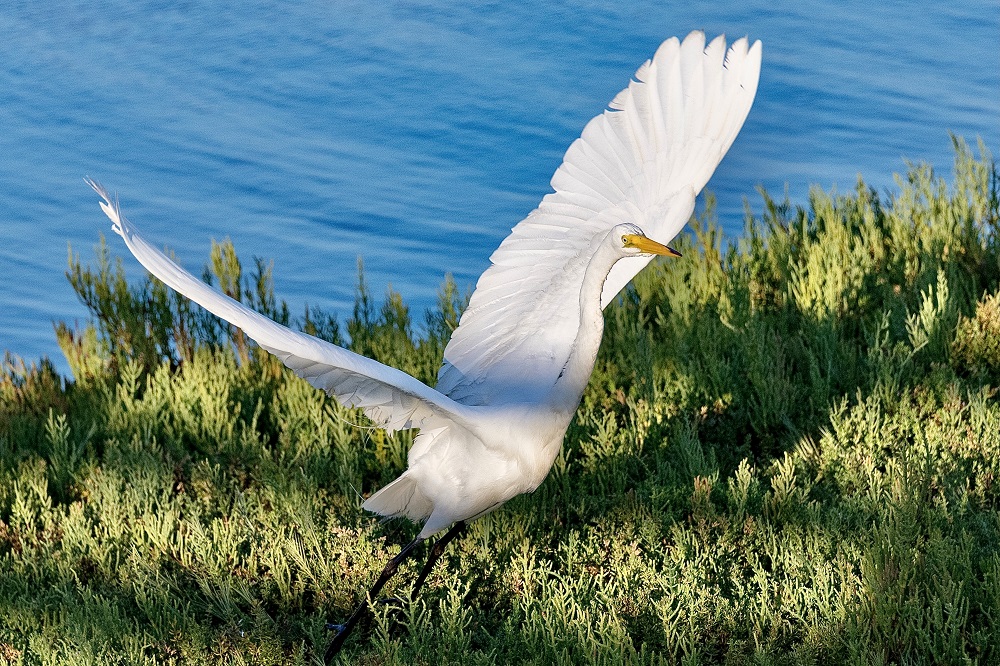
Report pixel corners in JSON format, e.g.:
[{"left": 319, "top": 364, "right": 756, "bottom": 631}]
[{"left": 1, "top": 137, "right": 998, "bottom": 665}]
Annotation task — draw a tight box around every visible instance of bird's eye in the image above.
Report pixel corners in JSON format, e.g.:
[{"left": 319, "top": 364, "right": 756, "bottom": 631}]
[{"left": 621, "top": 235, "right": 629, "bottom": 246}]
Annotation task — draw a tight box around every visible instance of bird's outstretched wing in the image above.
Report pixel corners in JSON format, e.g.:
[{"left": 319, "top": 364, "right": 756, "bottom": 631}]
[
  {"left": 87, "top": 179, "right": 476, "bottom": 436},
  {"left": 437, "top": 31, "right": 762, "bottom": 406}
]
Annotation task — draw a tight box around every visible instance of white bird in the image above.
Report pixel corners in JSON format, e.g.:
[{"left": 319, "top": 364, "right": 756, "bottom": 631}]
[{"left": 88, "top": 30, "right": 760, "bottom": 657}]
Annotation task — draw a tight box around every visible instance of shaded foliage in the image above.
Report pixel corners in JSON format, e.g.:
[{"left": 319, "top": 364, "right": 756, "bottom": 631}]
[{"left": 0, "top": 137, "right": 997, "bottom": 664}]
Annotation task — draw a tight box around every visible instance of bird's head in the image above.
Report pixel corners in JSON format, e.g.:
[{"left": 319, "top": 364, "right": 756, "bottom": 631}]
[{"left": 615, "top": 223, "right": 682, "bottom": 258}]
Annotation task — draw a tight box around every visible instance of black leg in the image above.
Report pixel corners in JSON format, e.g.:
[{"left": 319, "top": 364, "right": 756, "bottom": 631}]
[
  {"left": 325, "top": 536, "right": 424, "bottom": 661},
  {"left": 410, "top": 521, "right": 467, "bottom": 601}
]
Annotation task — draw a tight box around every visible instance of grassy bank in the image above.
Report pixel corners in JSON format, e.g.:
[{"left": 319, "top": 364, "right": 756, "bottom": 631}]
[{"left": 1, "top": 137, "right": 998, "bottom": 665}]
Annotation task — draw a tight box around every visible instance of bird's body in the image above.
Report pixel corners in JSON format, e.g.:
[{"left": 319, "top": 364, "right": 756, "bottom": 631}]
[
  {"left": 88, "top": 30, "right": 761, "bottom": 655},
  {"left": 363, "top": 222, "right": 642, "bottom": 535},
  {"left": 370, "top": 402, "right": 567, "bottom": 536}
]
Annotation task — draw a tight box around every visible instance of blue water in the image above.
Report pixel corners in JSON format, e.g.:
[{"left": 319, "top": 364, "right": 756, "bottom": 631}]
[{"left": 1, "top": 2, "right": 997, "bottom": 375}]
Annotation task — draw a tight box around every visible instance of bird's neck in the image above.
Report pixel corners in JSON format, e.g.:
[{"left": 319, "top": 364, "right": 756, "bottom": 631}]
[{"left": 551, "top": 234, "right": 618, "bottom": 413}]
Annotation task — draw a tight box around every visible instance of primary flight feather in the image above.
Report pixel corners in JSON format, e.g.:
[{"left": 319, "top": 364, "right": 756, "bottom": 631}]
[{"left": 88, "top": 30, "right": 761, "bottom": 654}]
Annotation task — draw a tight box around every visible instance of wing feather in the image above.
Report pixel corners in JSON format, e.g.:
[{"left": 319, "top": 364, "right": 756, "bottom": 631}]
[
  {"left": 87, "top": 180, "right": 476, "bottom": 436},
  {"left": 437, "top": 31, "right": 761, "bottom": 403}
]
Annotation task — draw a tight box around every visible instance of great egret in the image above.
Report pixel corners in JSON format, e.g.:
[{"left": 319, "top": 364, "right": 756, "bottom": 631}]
[{"left": 88, "top": 30, "right": 761, "bottom": 657}]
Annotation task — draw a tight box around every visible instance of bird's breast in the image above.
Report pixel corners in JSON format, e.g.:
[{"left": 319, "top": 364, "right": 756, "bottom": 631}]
[{"left": 475, "top": 404, "right": 574, "bottom": 490}]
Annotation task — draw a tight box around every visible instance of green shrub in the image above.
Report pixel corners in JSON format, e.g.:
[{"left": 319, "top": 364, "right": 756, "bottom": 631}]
[
  {"left": 952, "top": 291, "right": 1000, "bottom": 381},
  {"left": 0, "top": 136, "right": 996, "bottom": 664}
]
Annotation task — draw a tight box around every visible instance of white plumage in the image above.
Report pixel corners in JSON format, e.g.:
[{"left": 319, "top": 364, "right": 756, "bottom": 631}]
[{"left": 89, "top": 31, "right": 761, "bottom": 542}]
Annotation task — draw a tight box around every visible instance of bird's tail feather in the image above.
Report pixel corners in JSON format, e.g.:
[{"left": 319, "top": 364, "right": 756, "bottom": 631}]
[{"left": 363, "top": 474, "right": 433, "bottom": 522}]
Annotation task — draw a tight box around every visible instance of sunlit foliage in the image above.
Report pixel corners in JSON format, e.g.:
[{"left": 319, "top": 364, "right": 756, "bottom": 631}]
[{"left": 1, "top": 137, "right": 997, "bottom": 664}]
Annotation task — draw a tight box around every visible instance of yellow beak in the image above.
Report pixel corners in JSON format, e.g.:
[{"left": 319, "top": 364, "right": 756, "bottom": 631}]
[{"left": 623, "top": 234, "right": 682, "bottom": 258}]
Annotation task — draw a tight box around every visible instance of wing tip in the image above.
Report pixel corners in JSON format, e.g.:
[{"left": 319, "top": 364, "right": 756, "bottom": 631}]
[
  {"left": 85, "top": 176, "right": 127, "bottom": 238},
  {"left": 681, "top": 29, "right": 706, "bottom": 46}
]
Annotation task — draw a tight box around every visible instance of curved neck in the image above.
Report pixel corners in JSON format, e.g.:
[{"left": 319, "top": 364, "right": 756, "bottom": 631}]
[{"left": 551, "top": 232, "right": 619, "bottom": 412}]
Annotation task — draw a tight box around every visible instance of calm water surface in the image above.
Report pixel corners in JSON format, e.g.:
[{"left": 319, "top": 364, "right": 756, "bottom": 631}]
[{"left": 1, "top": 2, "right": 997, "bottom": 374}]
